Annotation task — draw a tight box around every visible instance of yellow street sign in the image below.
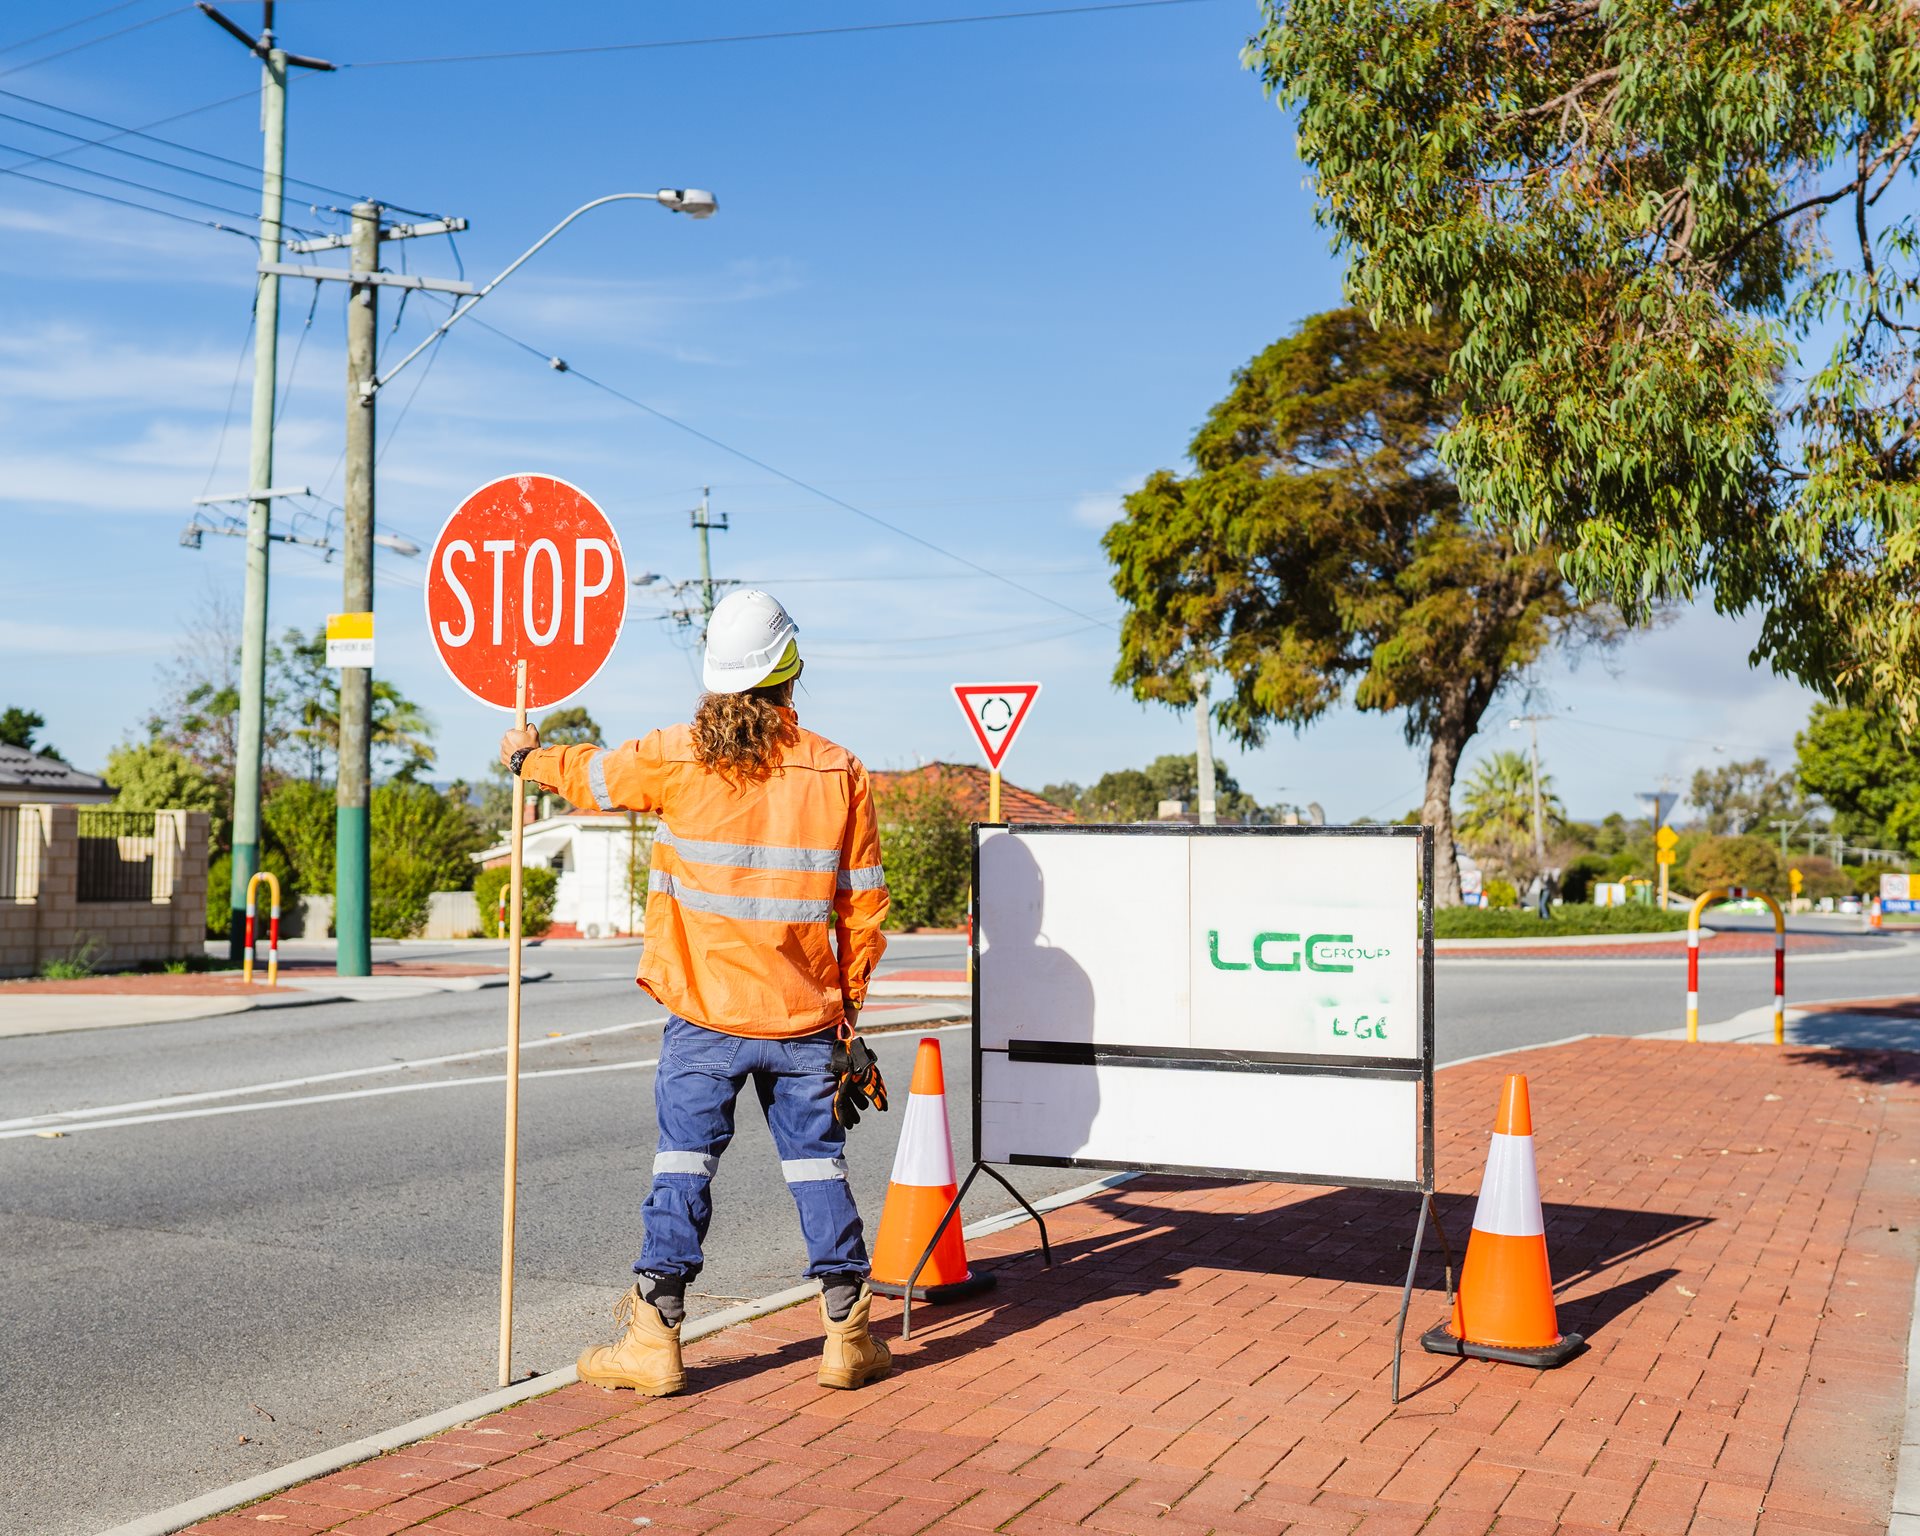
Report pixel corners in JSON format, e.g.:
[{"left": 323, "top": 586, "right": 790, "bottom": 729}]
[
  {"left": 326, "top": 610, "right": 374, "bottom": 668},
  {"left": 1655, "top": 825, "right": 1678, "bottom": 850},
  {"left": 1657, "top": 848, "right": 1676, "bottom": 866}
]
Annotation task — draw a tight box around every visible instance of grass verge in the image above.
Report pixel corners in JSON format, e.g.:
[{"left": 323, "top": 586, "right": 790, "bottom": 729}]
[{"left": 1436, "top": 905, "right": 1691, "bottom": 938}]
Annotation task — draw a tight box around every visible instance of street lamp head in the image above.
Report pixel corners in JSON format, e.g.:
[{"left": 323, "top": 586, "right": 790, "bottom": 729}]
[
  {"left": 631, "top": 570, "right": 661, "bottom": 587},
  {"left": 658, "top": 188, "right": 717, "bottom": 219},
  {"left": 372, "top": 533, "right": 420, "bottom": 557}
]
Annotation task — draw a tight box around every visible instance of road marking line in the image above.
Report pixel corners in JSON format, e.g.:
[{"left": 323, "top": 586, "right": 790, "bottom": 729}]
[
  {"left": 0, "top": 1057, "right": 664, "bottom": 1140},
  {"left": 1, "top": 1022, "right": 971, "bottom": 1141},
  {"left": 0, "top": 1016, "right": 669, "bottom": 1132}
]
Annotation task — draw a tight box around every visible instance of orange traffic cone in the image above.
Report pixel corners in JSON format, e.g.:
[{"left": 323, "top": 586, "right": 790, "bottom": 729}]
[
  {"left": 1421, "top": 1074, "right": 1584, "bottom": 1367},
  {"left": 867, "top": 1038, "right": 994, "bottom": 1302}
]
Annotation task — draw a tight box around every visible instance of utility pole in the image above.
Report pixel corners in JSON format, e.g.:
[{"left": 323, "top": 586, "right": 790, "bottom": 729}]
[
  {"left": 198, "top": 1, "right": 333, "bottom": 959},
  {"left": 1193, "top": 669, "right": 1218, "bottom": 827},
  {"left": 1769, "top": 818, "right": 1800, "bottom": 861},
  {"left": 1510, "top": 712, "right": 1550, "bottom": 871},
  {"left": 691, "top": 488, "right": 727, "bottom": 640},
  {"left": 335, "top": 201, "right": 379, "bottom": 977}
]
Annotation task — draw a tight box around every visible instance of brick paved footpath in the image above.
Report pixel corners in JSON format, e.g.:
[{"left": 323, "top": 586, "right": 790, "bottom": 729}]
[{"left": 184, "top": 1038, "right": 1919, "bottom": 1536}]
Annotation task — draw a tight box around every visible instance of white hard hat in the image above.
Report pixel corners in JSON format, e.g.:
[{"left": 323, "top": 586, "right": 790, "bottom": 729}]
[{"left": 702, "top": 588, "right": 801, "bottom": 694}]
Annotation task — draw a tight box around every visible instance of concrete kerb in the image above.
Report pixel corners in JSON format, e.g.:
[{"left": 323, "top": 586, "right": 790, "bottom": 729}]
[
  {"left": 0, "top": 969, "right": 554, "bottom": 1040},
  {"left": 1435, "top": 927, "right": 1707, "bottom": 950},
  {"left": 1897, "top": 1253, "right": 1920, "bottom": 1534},
  {"left": 98, "top": 1172, "right": 1138, "bottom": 1536}
]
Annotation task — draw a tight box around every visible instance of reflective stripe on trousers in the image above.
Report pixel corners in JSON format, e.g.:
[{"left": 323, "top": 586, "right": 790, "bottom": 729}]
[{"left": 639, "top": 1015, "right": 868, "bottom": 1281}]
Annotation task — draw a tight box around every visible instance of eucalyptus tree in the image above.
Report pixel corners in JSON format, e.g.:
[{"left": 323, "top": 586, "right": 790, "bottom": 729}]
[{"left": 1105, "top": 310, "right": 1614, "bottom": 903}]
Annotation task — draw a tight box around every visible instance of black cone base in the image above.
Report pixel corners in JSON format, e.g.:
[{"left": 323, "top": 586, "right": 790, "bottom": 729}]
[
  {"left": 869, "top": 1271, "right": 997, "bottom": 1304},
  {"left": 1420, "top": 1322, "right": 1586, "bottom": 1368}
]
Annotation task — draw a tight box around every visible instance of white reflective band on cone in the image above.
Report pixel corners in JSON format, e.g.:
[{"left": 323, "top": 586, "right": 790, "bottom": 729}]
[
  {"left": 888, "top": 1091, "right": 957, "bottom": 1188},
  {"left": 1468, "top": 1132, "right": 1544, "bottom": 1238}
]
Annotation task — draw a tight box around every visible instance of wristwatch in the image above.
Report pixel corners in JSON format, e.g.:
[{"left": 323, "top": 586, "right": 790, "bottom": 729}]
[{"left": 507, "top": 747, "right": 534, "bottom": 778}]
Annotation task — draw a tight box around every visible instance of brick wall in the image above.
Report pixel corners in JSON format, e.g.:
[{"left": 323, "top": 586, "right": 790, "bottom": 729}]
[{"left": 0, "top": 805, "right": 210, "bottom": 978}]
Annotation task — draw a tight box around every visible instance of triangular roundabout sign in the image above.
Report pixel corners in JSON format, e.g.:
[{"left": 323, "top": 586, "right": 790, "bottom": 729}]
[{"left": 952, "top": 682, "right": 1041, "bottom": 770}]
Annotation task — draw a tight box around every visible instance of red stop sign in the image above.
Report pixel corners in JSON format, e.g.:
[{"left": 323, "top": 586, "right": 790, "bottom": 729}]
[{"left": 424, "top": 473, "right": 628, "bottom": 712}]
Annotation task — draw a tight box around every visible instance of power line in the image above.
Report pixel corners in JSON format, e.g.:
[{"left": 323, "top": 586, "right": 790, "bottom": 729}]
[
  {"left": 0, "top": 132, "right": 327, "bottom": 234},
  {"left": 460, "top": 311, "right": 1120, "bottom": 632},
  {"left": 0, "top": 160, "right": 256, "bottom": 238},
  {"left": 0, "top": 83, "right": 436, "bottom": 215},
  {"left": 0, "top": 5, "right": 188, "bottom": 82},
  {"left": 732, "top": 567, "right": 1105, "bottom": 584},
  {"left": 0, "top": 104, "right": 284, "bottom": 200},
  {"left": 347, "top": 0, "right": 1224, "bottom": 68},
  {"left": 0, "top": 0, "right": 154, "bottom": 57}
]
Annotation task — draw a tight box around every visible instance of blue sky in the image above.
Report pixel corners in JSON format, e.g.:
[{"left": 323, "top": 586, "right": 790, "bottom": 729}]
[{"left": 0, "top": 0, "right": 1808, "bottom": 818}]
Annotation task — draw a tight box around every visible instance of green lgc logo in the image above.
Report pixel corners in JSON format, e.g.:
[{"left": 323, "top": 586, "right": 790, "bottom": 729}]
[{"left": 1206, "top": 931, "right": 1389, "bottom": 974}]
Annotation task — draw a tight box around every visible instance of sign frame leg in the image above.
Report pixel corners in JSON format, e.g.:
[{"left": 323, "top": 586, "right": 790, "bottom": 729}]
[{"left": 499, "top": 659, "right": 529, "bottom": 1387}]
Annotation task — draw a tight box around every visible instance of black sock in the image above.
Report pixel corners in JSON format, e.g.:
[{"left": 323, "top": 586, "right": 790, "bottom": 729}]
[
  {"left": 641, "top": 1274, "right": 686, "bottom": 1327},
  {"left": 822, "top": 1278, "right": 860, "bottom": 1322}
]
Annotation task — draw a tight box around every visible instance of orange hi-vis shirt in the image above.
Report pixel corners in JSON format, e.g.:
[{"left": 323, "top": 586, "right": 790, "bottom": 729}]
[{"left": 519, "top": 711, "right": 889, "bottom": 1039}]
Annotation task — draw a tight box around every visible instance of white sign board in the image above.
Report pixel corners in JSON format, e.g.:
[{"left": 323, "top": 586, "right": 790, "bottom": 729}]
[
  {"left": 1882, "top": 873, "right": 1911, "bottom": 903},
  {"left": 974, "top": 825, "right": 1430, "bottom": 1191}
]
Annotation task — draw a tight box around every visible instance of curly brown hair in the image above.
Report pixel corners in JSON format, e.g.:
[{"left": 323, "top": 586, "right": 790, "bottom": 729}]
[{"left": 690, "top": 679, "right": 799, "bottom": 785}]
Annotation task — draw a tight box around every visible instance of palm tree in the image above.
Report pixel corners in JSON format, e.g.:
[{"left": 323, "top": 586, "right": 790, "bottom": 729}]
[{"left": 1457, "top": 750, "right": 1563, "bottom": 885}]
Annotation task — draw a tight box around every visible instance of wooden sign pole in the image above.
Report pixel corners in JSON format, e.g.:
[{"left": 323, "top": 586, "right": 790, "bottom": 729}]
[{"left": 498, "top": 659, "right": 528, "bottom": 1387}]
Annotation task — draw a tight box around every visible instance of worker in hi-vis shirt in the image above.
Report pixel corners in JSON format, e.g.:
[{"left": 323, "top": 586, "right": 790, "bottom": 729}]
[{"left": 500, "top": 589, "right": 892, "bottom": 1394}]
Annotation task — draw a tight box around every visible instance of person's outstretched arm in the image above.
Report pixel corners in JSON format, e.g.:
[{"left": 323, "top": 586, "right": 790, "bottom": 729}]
[{"left": 502, "top": 727, "right": 668, "bottom": 815}]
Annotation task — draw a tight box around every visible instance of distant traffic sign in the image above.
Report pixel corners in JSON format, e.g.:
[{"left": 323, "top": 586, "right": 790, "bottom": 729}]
[
  {"left": 325, "top": 611, "right": 374, "bottom": 668},
  {"left": 953, "top": 682, "right": 1040, "bottom": 769},
  {"left": 424, "top": 474, "right": 627, "bottom": 712},
  {"left": 1655, "top": 825, "right": 1678, "bottom": 851}
]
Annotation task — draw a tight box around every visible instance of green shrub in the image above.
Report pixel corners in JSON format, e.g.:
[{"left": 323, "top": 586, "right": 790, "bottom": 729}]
[
  {"left": 874, "top": 771, "right": 970, "bottom": 929},
  {"left": 1683, "top": 835, "right": 1784, "bottom": 896},
  {"left": 205, "top": 848, "right": 300, "bottom": 939},
  {"left": 474, "top": 864, "right": 557, "bottom": 937},
  {"left": 1435, "top": 906, "right": 1690, "bottom": 938},
  {"left": 1787, "top": 855, "right": 1852, "bottom": 901},
  {"left": 368, "top": 782, "right": 488, "bottom": 938},
  {"left": 1481, "top": 877, "right": 1518, "bottom": 909},
  {"left": 264, "top": 780, "right": 336, "bottom": 896}
]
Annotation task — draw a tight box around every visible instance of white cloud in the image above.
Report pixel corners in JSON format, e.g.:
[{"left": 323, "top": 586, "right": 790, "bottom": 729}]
[
  {"left": 1070, "top": 473, "right": 1145, "bottom": 530},
  {"left": 0, "top": 615, "right": 171, "bottom": 657}
]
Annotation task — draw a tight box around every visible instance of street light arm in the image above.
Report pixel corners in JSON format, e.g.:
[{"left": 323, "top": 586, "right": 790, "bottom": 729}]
[{"left": 371, "top": 192, "right": 693, "bottom": 395}]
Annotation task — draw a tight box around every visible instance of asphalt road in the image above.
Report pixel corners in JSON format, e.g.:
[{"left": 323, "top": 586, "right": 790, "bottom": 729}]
[{"left": 4, "top": 921, "right": 1918, "bottom": 1535}]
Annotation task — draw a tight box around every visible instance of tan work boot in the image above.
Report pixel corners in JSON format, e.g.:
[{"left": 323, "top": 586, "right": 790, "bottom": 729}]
[
  {"left": 577, "top": 1285, "right": 686, "bottom": 1396},
  {"left": 817, "top": 1284, "right": 892, "bottom": 1390}
]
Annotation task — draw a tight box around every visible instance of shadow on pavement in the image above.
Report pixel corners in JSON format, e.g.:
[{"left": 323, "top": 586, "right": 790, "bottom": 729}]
[
  {"left": 865, "top": 1182, "right": 1701, "bottom": 1364},
  {"left": 1786, "top": 1000, "right": 1920, "bottom": 1060},
  {"left": 1784, "top": 1040, "right": 1920, "bottom": 1084}
]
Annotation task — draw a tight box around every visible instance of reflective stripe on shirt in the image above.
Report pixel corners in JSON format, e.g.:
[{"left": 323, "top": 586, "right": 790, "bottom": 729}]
[
  {"left": 587, "top": 750, "right": 616, "bottom": 811},
  {"left": 836, "top": 864, "right": 887, "bottom": 891},
  {"left": 648, "top": 871, "right": 834, "bottom": 925},
  {"left": 654, "top": 826, "right": 839, "bottom": 874}
]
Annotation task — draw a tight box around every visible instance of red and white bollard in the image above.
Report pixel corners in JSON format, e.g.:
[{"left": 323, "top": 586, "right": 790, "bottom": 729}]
[{"left": 244, "top": 870, "right": 280, "bottom": 987}]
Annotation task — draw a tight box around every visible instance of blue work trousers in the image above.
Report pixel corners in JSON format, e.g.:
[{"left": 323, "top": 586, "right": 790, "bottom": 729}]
[{"left": 638, "top": 1015, "right": 868, "bottom": 1282}]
